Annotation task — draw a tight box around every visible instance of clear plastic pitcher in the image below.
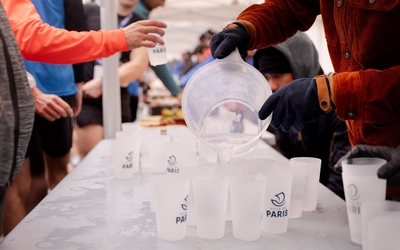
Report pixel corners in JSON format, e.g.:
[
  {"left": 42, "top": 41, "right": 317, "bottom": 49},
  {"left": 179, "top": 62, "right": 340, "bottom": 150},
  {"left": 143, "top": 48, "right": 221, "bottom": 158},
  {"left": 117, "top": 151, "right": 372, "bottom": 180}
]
[{"left": 182, "top": 49, "right": 272, "bottom": 158}]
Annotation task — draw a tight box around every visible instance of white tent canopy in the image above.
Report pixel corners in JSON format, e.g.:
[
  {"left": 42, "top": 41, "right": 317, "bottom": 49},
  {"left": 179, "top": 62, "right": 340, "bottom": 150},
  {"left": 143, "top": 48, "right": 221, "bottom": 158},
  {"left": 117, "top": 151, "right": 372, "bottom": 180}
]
[
  {"left": 150, "top": 0, "right": 261, "bottom": 60},
  {"left": 149, "top": 0, "right": 332, "bottom": 71}
]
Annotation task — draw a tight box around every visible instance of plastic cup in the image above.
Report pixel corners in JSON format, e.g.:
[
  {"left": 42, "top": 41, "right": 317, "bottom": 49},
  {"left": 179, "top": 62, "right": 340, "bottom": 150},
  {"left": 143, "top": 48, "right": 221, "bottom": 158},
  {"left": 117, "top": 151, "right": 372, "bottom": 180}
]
[
  {"left": 228, "top": 157, "right": 248, "bottom": 170},
  {"left": 246, "top": 158, "right": 278, "bottom": 174},
  {"left": 341, "top": 157, "right": 387, "bottom": 244},
  {"left": 148, "top": 135, "right": 170, "bottom": 173},
  {"left": 147, "top": 33, "right": 167, "bottom": 66},
  {"left": 361, "top": 200, "right": 400, "bottom": 250},
  {"left": 179, "top": 166, "right": 213, "bottom": 227},
  {"left": 199, "top": 141, "right": 217, "bottom": 163},
  {"left": 111, "top": 138, "right": 139, "bottom": 179},
  {"left": 152, "top": 174, "right": 190, "bottom": 241},
  {"left": 230, "top": 174, "right": 266, "bottom": 241},
  {"left": 192, "top": 173, "right": 229, "bottom": 239},
  {"left": 166, "top": 124, "right": 192, "bottom": 136},
  {"left": 121, "top": 122, "right": 140, "bottom": 134},
  {"left": 164, "top": 141, "right": 191, "bottom": 174},
  {"left": 115, "top": 133, "right": 140, "bottom": 175},
  {"left": 290, "top": 157, "right": 322, "bottom": 212},
  {"left": 115, "top": 131, "right": 139, "bottom": 140},
  {"left": 213, "top": 158, "right": 246, "bottom": 221},
  {"left": 279, "top": 161, "right": 307, "bottom": 219},
  {"left": 141, "top": 127, "right": 161, "bottom": 136},
  {"left": 140, "top": 127, "right": 161, "bottom": 168},
  {"left": 171, "top": 135, "right": 199, "bottom": 167},
  {"left": 258, "top": 169, "right": 293, "bottom": 234},
  {"left": 367, "top": 215, "right": 400, "bottom": 250}
]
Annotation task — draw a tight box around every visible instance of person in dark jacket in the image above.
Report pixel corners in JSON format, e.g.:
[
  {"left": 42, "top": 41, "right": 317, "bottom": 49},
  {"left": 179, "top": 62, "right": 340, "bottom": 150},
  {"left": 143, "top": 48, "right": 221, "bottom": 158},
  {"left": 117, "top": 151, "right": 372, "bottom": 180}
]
[{"left": 254, "top": 32, "right": 350, "bottom": 199}]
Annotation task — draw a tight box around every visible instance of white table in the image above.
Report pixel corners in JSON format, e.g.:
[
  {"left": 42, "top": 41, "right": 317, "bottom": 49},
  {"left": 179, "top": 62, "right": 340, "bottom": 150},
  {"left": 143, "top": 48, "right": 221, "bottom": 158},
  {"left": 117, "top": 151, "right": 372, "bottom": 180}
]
[{"left": 1, "top": 140, "right": 361, "bottom": 250}]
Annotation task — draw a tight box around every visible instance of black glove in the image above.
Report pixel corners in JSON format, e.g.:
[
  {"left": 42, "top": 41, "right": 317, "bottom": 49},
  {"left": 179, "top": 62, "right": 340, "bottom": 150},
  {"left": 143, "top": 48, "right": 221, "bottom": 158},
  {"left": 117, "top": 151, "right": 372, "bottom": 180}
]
[
  {"left": 334, "top": 144, "right": 400, "bottom": 179},
  {"left": 258, "top": 78, "right": 326, "bottom": 132},
  {"left": 210, "top": 22, "right": 250, "bottom": 60}
]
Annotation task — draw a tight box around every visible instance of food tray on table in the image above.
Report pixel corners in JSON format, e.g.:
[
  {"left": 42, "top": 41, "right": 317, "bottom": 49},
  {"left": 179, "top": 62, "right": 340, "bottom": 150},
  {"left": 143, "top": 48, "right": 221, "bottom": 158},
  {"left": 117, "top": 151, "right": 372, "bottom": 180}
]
[{"left": 140, "top": 108, "right": 186, "bottom": 131}]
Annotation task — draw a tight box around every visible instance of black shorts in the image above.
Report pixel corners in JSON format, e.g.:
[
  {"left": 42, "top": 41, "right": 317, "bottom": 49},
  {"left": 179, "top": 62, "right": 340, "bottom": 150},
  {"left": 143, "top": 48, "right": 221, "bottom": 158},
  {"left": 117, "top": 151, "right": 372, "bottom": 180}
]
[
  {"left": 26, "top": 95, "right": 75, "bottom": 158},
  {"left": 25, "top": 128, "right": 45, "bottom": 176},
  {"left": 76, "top": 87, "right": 132, "bottom": 127}
]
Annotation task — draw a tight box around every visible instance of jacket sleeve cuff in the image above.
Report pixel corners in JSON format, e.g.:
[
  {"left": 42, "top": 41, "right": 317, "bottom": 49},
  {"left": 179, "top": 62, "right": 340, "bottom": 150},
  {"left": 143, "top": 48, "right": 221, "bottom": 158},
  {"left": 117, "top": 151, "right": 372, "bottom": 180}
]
[
  {"left": 235, "top": 20, "right": 256, "bottom": 48},
  {"left": 109, "top": 29, "right": 129, "bottom": 52}
]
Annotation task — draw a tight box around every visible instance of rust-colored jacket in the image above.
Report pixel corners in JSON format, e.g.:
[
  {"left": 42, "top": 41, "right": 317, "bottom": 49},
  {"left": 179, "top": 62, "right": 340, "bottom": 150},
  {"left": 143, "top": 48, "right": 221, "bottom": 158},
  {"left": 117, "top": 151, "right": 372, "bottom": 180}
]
[
  {"left": 237, "top": 0, "right": 400, "bottom": 148},
  {"left": 0, "top": 0, "right": 128, "bottom": 64}
]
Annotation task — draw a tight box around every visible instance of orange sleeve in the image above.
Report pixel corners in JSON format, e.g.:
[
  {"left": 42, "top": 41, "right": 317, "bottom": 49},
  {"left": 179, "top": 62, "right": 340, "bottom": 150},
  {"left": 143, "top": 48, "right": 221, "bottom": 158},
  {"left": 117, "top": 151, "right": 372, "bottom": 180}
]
[{"left": 1, "top": 0, "right": 129, "bottom": 64}]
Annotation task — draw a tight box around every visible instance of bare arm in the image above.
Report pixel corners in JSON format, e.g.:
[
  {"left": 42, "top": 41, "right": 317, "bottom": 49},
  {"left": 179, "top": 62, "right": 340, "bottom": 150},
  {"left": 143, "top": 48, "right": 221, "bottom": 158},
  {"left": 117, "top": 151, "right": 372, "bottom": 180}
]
[
  {"left": 83, "top": 47, "right": 149, "bottom": 98},
  {"left": 119, "top": 47, "right": 149, "bottom": 87}
]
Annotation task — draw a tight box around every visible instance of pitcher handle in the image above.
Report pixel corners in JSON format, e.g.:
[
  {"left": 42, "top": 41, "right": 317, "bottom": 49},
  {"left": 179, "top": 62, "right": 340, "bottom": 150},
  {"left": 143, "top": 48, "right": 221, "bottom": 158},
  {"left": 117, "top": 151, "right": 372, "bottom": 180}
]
[{"left": 215, "top": 48, "right": 244, "bottom": 63}]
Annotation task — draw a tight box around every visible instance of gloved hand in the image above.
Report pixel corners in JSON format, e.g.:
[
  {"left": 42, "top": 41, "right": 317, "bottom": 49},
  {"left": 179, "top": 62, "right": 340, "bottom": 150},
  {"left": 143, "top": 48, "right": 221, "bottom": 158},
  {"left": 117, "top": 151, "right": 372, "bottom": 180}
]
[
  {"left": 210, "top": 22, "right": 250, "bottom": 60},
  {"left": 258, "top": 78, "right": 326, "bottom": 132},
  {"left": 334, "top": 144, "right": 400, "bottom": 179}
]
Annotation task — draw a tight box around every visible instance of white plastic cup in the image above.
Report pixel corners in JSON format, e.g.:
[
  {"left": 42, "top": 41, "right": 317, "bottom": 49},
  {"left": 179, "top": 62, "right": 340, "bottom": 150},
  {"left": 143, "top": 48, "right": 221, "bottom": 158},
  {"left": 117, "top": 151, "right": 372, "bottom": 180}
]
[
  {"left": 147, "top": 33, "right": 167, "bottom": 66},
  {"left": 192, "top": 173, "right": 229, "bottom": 239},
  {"left": 228, "top": 157, "right": 248, "bottom": 170},
  {"left": 149, "top": 135, "right": 171, "bottom": 173},
  {"left": 164, "top": 141, "right": 191, "bottom": 174},
  {"left": 171, "top": 135, "right": 199, "bottom": 167},
  {"left": 230, "top": 174, "right": 266, "bottom": 241},
  {"left": 111, "top": 139, "right": 138, "bottom": 179},
  {"left": 140, "top": 127, "right": 161, "bottom": 136},
  {"left": 166, "top": 124, "right": 191, "bottom": 136},
  {"left": 213, "top": 158, "right": 246, "bottom": 221},
  {"left": 152, "top": 174, "right": 190, "bottom": 241},
  {"left": 290, "top": 157, "right": 322, "bottom": 212},
  {"left": 361, "top": 200, "right": 400, "bottom": 250},
  {"left": 246, "top": 158, "right": 278, "bottom": 174},
  {"left": 341, "top": 157, "right": 387, "bottom": 244},
  {"left": 367, "top": 215, "right": 400, "bottom": 250},
  {"left": 179, "top": 166, "right": 213, "bottom": 227},
  {"left": 199, "top": 141, "right": 217, "bottom": 163},
  {"left": 258, "top": 169, "right": 293, "bottom": 234},
  {"left": 115, "top": 133, "right": 140, "bottom": 175},
  {"left": 121, "top": 122, "right": 140, "bottom": 134},
  {"left": 279, "top": 161, "right": 307, "bottom": 219},
  {"left": 115, "top": 131, "right": 139, "bottom": 140},
  {"left": 140, "top": 127, "right": 161, "bottom": 168}
]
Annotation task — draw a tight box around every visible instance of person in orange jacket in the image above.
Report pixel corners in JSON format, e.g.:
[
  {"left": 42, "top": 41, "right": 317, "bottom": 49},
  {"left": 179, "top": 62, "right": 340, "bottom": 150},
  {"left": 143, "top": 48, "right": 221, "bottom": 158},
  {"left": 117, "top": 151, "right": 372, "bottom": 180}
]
[
  {"left": 0, "top": 0, "right": 166, "bottom": 232},
  {"left": 0, "top": 0, "right": 167, "bottom": 64}
]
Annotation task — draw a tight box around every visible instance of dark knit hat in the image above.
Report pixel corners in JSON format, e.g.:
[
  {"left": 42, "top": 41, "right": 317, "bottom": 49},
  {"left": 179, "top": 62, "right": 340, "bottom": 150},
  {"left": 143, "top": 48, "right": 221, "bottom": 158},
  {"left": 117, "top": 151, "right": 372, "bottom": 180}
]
[{"left": 254, "top": 47, "right": 292, "bottom": 74}]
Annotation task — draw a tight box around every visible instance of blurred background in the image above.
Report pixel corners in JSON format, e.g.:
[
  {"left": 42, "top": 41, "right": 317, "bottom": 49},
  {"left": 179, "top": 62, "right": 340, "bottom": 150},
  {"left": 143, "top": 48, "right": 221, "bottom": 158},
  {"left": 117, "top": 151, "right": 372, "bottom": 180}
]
[{"left": 83, "top": 0, "right": 333, "bottom": 73}]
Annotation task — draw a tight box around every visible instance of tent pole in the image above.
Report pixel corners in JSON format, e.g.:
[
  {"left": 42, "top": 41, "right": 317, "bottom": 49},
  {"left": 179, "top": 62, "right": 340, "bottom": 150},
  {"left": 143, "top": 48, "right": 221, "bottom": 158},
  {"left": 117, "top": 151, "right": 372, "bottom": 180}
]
[{"left": 100, "top": 1, "right": 121, "bottom": 139}]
